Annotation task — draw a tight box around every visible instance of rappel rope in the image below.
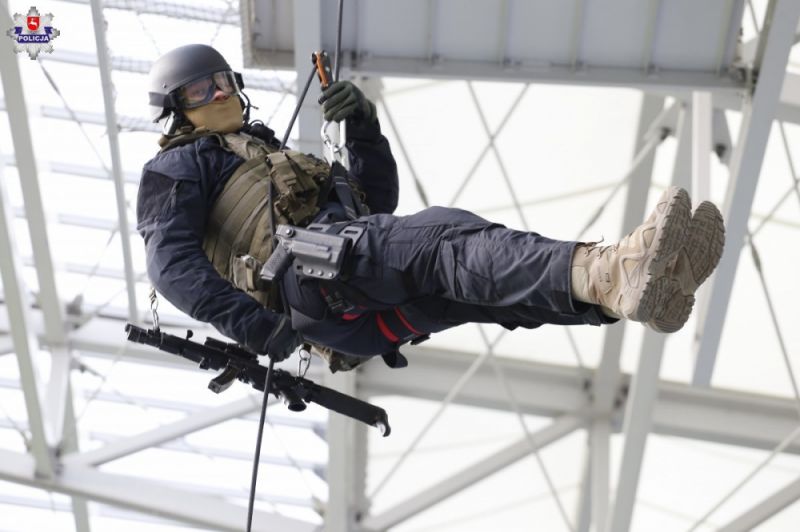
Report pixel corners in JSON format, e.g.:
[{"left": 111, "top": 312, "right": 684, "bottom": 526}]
[{"left": 245, "top": 1, "right": 347, "bottom": 530}]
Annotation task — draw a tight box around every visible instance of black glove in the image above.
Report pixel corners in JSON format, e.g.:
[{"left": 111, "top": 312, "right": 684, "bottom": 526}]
[
  {"left": 319, "top": 81, "right": 377, "bottom": 124},
  {"left": 263, "top": 315, "right": 300, "bottom": 362}
]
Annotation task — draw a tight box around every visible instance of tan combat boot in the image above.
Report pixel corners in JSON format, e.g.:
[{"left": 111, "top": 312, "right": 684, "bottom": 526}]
[
  {"left": 571, "top": 186, "right": 693, "bottom": 331},
  {"left": 645, "top": 200, "right": 725, "bottom": 332}
]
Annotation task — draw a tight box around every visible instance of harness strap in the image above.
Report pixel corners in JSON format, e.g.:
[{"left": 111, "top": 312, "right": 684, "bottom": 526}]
[
  {"left": 375, "top": 307, "right": 422, "bottom": 344},
  {"left": 330, "top": 161, "right": 365, "bottom": 220}
]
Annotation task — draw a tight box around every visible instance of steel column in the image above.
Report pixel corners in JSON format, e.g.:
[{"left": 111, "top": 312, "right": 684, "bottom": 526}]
[
  {"left": 291, "top": 0, "right": 324, "bottom": 155},
  {"left": 692, "top": 0, "right": 800, "bottom": 386},
  {"left": 62, "top": 386, "right": 91, "bottom": 532},
  {"left": 0, "top": 157, "right": 54, "bottom": 477},
  {"left": 323, "top": 370, "right": 363, "bottom": 532},
  {"left": 89, "top": 0, "right": 138, "bottom": 322},
  {"left": 671, "top": 105, "right": 693, "bottom": 191},
  {"left": 606, "top": 332, "right": 666, "bottom": 532},
  {"left": 0, "top": 6, "right": 65, "bottom": 345},
  {"left": 692, "top": 92, "right": 713, "bottom": 203},
  {"left": 1, "top": 4, "right": 72, "bottom": 447}
]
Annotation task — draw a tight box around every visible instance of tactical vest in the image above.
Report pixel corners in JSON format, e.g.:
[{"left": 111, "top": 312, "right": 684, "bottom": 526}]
[
  {"left": 158, "top": 127, "right": 353, "bottom": 309},
  {"left": 159, "top": 127, "right": 406, "bottom": 373}
]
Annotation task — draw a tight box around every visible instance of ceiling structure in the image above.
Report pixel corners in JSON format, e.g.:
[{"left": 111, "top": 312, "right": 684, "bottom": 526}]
[{"left": 1, "top": 0, "right": 800, "bottom": 531}]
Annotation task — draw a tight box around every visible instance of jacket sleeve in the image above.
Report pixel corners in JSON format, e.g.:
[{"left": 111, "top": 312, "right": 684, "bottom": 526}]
[
  {"left": 345, "top": 118, "right": 399, "bottom": 214},
  {"left": 136, "top": 145, "right": 281, "bottom": 353}
]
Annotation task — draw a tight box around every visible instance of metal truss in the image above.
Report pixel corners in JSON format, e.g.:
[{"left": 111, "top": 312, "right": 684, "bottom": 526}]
[
  {"left": 3, "top": 1, "right": 800, "bottom": 531},
  {"left": 61, "top": 0, "right": 240, "bottom": 25},
  {"left": 40, "top": 48, "right": 289, "bottom": 93}
]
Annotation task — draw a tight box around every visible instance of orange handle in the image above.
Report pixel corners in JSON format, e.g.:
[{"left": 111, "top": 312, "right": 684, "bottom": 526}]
[{"left": 313, "top": 51, "right": 333, "bottom": 89}]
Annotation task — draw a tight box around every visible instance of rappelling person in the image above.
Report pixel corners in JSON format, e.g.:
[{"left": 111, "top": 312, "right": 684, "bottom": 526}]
[{"left": 137, "top": 44, "right": 726, "bottom": 371}]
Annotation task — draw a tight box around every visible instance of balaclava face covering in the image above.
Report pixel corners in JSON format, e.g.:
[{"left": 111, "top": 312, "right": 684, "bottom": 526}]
[{"left": 183, "top": 95, "right": 243, "bottom": 133}]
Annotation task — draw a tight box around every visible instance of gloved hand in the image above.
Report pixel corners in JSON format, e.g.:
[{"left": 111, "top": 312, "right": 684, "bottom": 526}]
[
  {"left": 262, "top": 315, "right": 300, "bottom": 361},
  {"left": 319, "top": 81, "right": 377, "bottom": 124}
]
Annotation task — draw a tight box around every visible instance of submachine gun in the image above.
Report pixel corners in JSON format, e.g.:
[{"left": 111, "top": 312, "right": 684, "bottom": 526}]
[{"left": 124, "top": 324, "right": 391, "bottom": 436}]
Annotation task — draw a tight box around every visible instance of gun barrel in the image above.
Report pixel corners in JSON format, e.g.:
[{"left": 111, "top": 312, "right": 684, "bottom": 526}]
[{"left": 304, "top": 380, "right": 391, "bottom": 437}]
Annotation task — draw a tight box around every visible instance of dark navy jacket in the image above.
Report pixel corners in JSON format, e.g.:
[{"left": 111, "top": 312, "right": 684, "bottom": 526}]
[{"left": 136, "top": 119, "right": 398, "bottom": 353}]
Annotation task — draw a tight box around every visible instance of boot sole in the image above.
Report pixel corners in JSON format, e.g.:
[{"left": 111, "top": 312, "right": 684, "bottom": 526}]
[
  {"left": 628, "top": 187, "right": 692, "bottom": 325},
  {"left": 646, "top": 201, "right": 725, "bottom": 333}
]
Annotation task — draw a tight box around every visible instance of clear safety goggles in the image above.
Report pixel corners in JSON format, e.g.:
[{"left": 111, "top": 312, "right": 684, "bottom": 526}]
[{"left": 176, "top": 70, "right": 239, "bottom": 109}]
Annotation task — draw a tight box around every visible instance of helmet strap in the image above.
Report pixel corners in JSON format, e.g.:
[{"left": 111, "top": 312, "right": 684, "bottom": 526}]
[{"left": 240, "top": 91, "right": 258, "bottom": 124}]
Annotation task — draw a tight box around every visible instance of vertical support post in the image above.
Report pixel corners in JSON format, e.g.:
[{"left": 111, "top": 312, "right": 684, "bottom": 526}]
[
  {"left": 590, "top": 420, "right": 610, "bottom": 531},
  {"left": 292, "top": 0, "right": 324, "bottom": 155},
  {"left": 692, "top": 0, "right": 800, "bottom": 386},
  {"left": 606, "top": 332, "right": 666, "bottom": 532},
  {"left": 63, "top": 386, "right": 92, "bottom": 532},
  {"left": 692, "top": 92, "right": 713, "bottom": 203},
  {"left": 0, "top": 6, "right": 65, "bottom": 345},
  {"left": 671, "top": 104, "right": 693, "bottom": 191},
  {"left": 575, "top": 441, "right": 592, "bottom": 532},
  {"left": 89, "top": 0, "right": 138, "bottom": 322},
  {"left": 0, "top": 161, "right": 54, "bottom": 478},
  {"left": 1, "top": 3, "right": 66, "bottom": 468},
  {"left": 323, "top": 370, "right": 364, "bottom": 532}
]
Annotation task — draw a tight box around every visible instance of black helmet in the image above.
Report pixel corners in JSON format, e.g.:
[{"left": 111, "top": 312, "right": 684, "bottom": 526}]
[{"left": 148, "top": 44, "right": 245, "bottom": 122}]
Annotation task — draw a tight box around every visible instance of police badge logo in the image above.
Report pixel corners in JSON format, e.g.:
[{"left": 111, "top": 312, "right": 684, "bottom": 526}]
[{"left": 6, "top": 6, "right": 60, "bottom": 60}]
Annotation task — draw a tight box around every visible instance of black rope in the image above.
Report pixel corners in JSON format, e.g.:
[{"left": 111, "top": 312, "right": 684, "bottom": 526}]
[
  {"left": 334, "top": 0, "right": 344, "bottom": 82},
  {"left": 280, "top": 63, "right": 320, "bottom": 151},
  {"left": 246, "top": 3, "right": 347, "bottom": 530},
  {"left": 246, "top": 357, "right": 277, "bottom": 532}
]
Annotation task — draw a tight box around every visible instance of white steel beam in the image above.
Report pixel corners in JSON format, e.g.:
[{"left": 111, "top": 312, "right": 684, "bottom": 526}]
[
  {"left": 84, "top": 428, "right": 322, "bottom": 473},
  {"left": 18, "top": 213, "right": 122, "bottom": 233},
  {"left": 349, "top": 57, "right": 747, "bottom": 96},
  {"left": 364, "top": 345, "right": 800, "bottom": 454},
  {"left": 607, "top": 332, "right": 667, "bottom": 532},
  {"left": 692, "top": 0, "right": 800, "bottom": 386},
  {"left": 292, "top": 0, "right": 324, "bottom": 155},
  {"left": 0, "top": 9, "right": 65, "bottom": 475},
  {"left": 0, "top": 98, "right": 160, "bottom": 132},
  {"left": 671, "top": 105, "right": 693, "bottom": 191},
  {"left": 6, "top": 308, "right": 800, "bottom": 454},
  {"left": 715, "top": 72, "right": 800, "bottom": 126},
  {"left": 712, "top": 109, "right": 733, "bottom": 165},
  {"left": 360, "top": 415, "right": 585, "bottom": 532},
  {"left": 0, "top": 449, "right": 315, "bottom": 532},
  {"left": 3, "top": 154, "right": 140, "bottom": 183},
  {"left": 62, "top": 396, "right": 261, "bottom": 467},
  {"left": 90, "top": 0, "right": 138, "bottom": 322},
  {"left": 717, "top": 476, "right": 800, "bottom": 532},
  {"left": 323, "top": 370, "right": 363, "bottom": 532},
  {"left": 693, "top": 92, "right": 713, "bottom": 203},
  {"left": 39, "top": 48, "right": 288, "bottom": 93},
  {"left": 0, "top": 7, "right": 66, "bottom": 345},
  {"left": 0, "top": 154, "right": 54, "bottom": 477},
  {"left": 61, "top": 0, "right": 239, "bottom": 24},
  {"left": 246, "top": 43, "right": 746, "bottom": 97},
  {"left": 591, "top": 419, "right": 611, "bottom": 532},
  {"left": 575, "top": 444, "right": 592, "bottom": 532},
  {"left": 62, "top": 387, "right": 91, "bottom": 532}
]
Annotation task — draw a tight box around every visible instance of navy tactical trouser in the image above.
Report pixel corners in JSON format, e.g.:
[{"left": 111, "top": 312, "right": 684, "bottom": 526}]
[{"left": 281, "top": 206, "right": 614, "bottom": 357}]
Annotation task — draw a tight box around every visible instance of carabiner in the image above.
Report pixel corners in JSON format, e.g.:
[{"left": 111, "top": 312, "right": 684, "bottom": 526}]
[{"left": 320, "top": 119, "right": 348, "bottom": 167}]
